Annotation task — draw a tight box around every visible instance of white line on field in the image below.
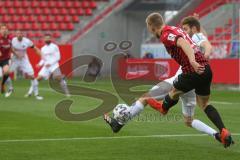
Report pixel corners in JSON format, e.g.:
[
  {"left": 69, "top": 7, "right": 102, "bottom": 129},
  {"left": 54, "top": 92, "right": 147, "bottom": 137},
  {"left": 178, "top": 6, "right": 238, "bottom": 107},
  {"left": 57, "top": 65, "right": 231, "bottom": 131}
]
[
  {"left": 211, "top": 101, "right": 240, "bottom": 105},
  {"left": 0, "top": 133, "right": 240, "bottom": 143}
]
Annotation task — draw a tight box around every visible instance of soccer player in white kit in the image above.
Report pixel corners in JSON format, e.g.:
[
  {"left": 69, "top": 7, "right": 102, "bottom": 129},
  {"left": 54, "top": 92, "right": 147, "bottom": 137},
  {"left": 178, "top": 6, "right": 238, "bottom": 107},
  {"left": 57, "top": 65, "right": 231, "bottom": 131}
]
[
  {"left": 35, "top": 34, "right": 70, "bottom": 98},
  {"left": 104, "top": 16, "right": 224, "bottom": 144},
  {"left": 5, "top": 31, "right": 43, "bottom": 100}
]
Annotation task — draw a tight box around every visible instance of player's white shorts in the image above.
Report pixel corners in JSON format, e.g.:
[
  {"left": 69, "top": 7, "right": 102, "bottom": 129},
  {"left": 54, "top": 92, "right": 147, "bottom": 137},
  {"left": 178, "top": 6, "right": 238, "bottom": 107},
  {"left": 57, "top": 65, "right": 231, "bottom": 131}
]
[
  {"left": 10, "top": 57, "right": 34, "bottom": 76},
  {"left": 150, "top": 67, "right": 196, "bottom": 117},
  {"left": 38, "top": 63, "right": 62, "bottom": 79}
]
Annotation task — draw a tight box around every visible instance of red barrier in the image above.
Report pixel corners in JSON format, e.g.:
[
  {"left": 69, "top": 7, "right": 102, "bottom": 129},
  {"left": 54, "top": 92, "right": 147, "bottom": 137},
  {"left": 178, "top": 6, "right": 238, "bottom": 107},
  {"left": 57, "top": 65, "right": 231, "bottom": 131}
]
[
  {"left": 27, "top": 45, "right": 73, "bottom": 78},
  {"left": 118, "top": 58, "right": 240, "bottom": 84}
]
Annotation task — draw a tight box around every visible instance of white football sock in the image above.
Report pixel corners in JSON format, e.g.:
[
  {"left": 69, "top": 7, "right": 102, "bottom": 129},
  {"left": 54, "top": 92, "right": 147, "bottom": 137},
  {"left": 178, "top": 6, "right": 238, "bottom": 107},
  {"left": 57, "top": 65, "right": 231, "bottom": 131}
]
[
  {"left": 191, "top": 119, "right": 217, "bottom": 137},
  {"left": 129, "top": 100, "right": 144, "bottom": 118},
  {"left": 32, "top": 79, "right": 39, "bottom": 96},
  {"left": 60, "top": 79, "right": 70, "bottom": 95},
  {"left": 6, "top": 77, "right": 13, "bottom": 90}
]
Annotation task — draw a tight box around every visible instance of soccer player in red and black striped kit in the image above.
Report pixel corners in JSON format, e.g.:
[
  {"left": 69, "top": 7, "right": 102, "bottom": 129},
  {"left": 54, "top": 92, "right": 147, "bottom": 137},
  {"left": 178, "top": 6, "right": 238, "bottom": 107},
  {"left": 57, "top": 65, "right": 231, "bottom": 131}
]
[
  {"left": 145, "top": 13, "right": 234, "bottom": 147},
  {"left": 0, "top": 24, "right": 13, "bottom": 94}
]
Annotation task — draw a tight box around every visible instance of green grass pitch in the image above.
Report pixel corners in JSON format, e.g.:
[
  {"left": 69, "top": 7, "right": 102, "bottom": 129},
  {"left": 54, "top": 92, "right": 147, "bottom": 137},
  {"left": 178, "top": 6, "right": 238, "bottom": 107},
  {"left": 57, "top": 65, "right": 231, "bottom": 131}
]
[{"left": 0, "top": 79, "right": 239, "bottom": 160}]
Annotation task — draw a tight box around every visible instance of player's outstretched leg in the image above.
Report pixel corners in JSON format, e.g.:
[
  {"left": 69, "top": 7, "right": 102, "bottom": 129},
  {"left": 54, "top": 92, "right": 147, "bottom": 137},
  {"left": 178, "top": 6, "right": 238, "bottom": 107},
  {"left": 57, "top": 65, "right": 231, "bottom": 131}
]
[
  {"left": 104, "top": 81, "right": 173, "bottom": 133},
  {"left": 104, "top": 100, "right": 145, "bottom": 133},
  {"left": 5, "top": 77, "right": 13, "bottom": 97},
  {"left": 198, "top": 95, "right": 234, "bottom": 148},
  {"left": 147, "top": 92, "right": 179, "bottom": 115},
  {"left": 104, "top": 114, "right": 124, "bottom": 133},
  {"left": 59, "top": 77, "right": 70, "bottom": 97}
]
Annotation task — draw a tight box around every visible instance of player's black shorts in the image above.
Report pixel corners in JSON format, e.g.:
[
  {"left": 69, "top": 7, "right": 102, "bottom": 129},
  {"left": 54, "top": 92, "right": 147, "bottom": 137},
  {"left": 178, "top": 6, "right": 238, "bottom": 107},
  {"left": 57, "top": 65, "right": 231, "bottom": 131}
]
[
  {"left": 173, "top": 64, "right": 212, "bottom": 96},
  {"left": 0, "top": 59, "right": 10, "bottom": 68}
]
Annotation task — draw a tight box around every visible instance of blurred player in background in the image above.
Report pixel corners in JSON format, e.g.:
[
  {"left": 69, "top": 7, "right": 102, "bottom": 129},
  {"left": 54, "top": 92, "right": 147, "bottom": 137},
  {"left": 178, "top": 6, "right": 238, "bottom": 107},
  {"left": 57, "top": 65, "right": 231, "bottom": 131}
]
[
  {"left": 36, "top": 34, "right": 70, "bottom": 98},
  {"left": 0, "top": 24, "right": 12, "bottom": 94},
  {"left": 5, "top": 31, "right": 43, "bottom": 100}
]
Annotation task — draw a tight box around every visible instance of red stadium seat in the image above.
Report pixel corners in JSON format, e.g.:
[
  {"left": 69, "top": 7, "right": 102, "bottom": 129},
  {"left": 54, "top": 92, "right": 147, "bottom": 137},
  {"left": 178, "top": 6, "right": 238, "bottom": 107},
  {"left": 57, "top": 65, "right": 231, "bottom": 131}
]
[
  {"left": 14, "top": 23, "right": 24, "bottom": 30},
  {"left": 35, "top": 32, "right": 43, "bottom": 37},
  {"left": 53, "top": 31, "right": 61, "bottom": 38},
  {"left": 8, "top": 8, "right": 15, "bottom": 15},
  {"left": 51, "top": 8, "right": 60, "bottom": 15},
  {"left": 23, "top": 23, "right": 32, "bottom": 30},
  {"left": 2, "top": 15, "right": 11, "bottom": 23},
  {"left": 34, "top": 8, "right": 42, "bottom": 15},
  {"left": 65, "top": 1, "right": 73, "bottom": 8},
  {"left": 0, "top": 8, "right": 5, "bottom": 14},
  {"left": 56, "top": 15, "right": 62, "bottom": 22},
  {"left": 50, "top": 23, "right": 58, "bottom": 30},
  {"left": 19, "top": 16, "right": 28, "bottom": 22},
  {"left": 73, "top": 1, "right": 81, "bottom": 8},
  {"left": 72, "top": 15, "right": 80, "bottom": 23},
  {"left": 13, "top": 1, "right": 21, "bottom": 8},
  {"left": 41, "top": 23, "right": 49, "bottom": 30},
  {"left": 16, "top": 8, "right": 24, "bottom": 15},
  {"left": 26, "top": 32, "right": 35, "bottom": 38},
  {"left": 48, "top": 1, "right": 56, "bottom": 8},
  {"left": 59, "top": 23, "right": 66, "bottom": 30},
  {"left": 69, "top": 8, "right": 77, "bottom": 15},
  {"left": 77, "top": 8, "right": 84, "bottom": 16},
  {"left": 12, "top": 16, "right": 19, "bottom": 23},
  {"left": 39, "top": 1, "right": 48, "bottom": 8},
  {"left": 82, "top": 1, "right": 89, "bottom": 8},
  {"left": 90, "top": 1, "right": 97, "bottom": 9},
  {"left": 56, "top": 1, "right": 64, "bottom": 8},
  {"left": 5, "top": 1, "right": 13, "bottom": 8},
  {"left": 26, "top": 8, "right": 33, "bottom": 15},
  {"left": 38, "top": 16, "right": 46, "bottom": 22},
  {"left": 67, "top": 23, "right": 74, "bottom": 30},
  {"left": 32, "top": 23, "right": 40, "bottom": 30},
  {"left": 43, "top": 8, "right": 51, "bottom": 15},
  {"left": 60, "top": 8, "right": 68, "bottom": 15},
  {"left": 22, "top": 0, "right": 30, "bottom": 8},
  {"left": 8, "top": 23, "right": 15, "bottom": 31},
  {"left": 215, "top": 27, "right": 223, "bottom": 34},
  {"left": 46, "top": 15, "right": 55, "bottom": 23},
  {"left": 29, "top": 15, "right": 36, "bottom": 22},
  {"left": 63, "top": 16, "right": 71, "bottom": 23},
  {"left": 85, "top": 8, "right": 93, "bottom": 16},
  {"left": 31, "top": 1, "right": 38, "bottom": 8}
]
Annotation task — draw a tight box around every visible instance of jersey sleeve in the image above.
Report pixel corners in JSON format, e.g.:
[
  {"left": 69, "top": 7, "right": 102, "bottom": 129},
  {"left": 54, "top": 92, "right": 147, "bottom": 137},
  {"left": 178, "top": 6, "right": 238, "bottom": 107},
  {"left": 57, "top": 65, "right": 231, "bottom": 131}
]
[
  {"left": 161, "top": 29, "right": 183, "bottom": 47},
  {"left": 192, "top": 33, "right": 207, "bottom": 46},
  {"left": 26, "top": 38, "right": 34, "bottom": 48}
]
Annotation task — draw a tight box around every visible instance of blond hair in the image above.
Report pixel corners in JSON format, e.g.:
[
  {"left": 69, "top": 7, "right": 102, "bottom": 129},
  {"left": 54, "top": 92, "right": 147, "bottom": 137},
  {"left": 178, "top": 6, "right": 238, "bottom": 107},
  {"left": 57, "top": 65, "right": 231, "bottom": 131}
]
[{"left": 146, "top": 12, "right": 164, "bottom": 29}]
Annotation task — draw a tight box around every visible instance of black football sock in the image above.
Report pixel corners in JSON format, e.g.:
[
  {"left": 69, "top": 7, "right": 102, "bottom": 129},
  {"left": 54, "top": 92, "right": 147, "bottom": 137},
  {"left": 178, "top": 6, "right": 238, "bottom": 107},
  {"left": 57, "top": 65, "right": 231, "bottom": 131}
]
[
  {"left": 204, "top": 105, "right": 225, "bottom": 132},
  {"left": 2, "top": 74, "right": 9, "bottom": 86},
  {"left": 162, "top": 94, "right": 179, "bottom": 111}
]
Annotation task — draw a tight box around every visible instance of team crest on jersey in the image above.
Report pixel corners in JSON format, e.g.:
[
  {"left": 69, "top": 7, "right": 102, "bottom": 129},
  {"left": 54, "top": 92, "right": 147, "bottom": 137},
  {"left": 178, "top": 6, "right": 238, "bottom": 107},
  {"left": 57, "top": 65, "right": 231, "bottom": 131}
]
[{"left": 167, "top": 33, "right": 176, "bottom": 41}]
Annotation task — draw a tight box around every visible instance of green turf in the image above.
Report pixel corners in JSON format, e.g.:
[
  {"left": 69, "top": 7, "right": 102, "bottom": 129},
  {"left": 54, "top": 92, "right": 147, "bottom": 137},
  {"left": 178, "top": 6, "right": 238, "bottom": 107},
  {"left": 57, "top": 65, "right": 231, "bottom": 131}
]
[{"left": 0, "top": 79, "right": 239, "bottom": 160}]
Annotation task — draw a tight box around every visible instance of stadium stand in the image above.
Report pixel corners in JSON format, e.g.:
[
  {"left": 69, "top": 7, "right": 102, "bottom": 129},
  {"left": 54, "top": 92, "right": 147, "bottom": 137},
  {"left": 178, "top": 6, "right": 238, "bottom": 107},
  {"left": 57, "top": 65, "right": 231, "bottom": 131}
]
[{"left": 0, "top": 0, "right": 109, "bottom": 44}]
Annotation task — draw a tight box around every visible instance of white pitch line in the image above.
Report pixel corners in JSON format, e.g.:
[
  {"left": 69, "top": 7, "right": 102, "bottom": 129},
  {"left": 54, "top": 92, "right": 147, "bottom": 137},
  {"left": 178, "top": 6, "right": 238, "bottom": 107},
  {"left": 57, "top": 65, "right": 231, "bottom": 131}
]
[
  {"left": 0, "top": 133, "right": 240, "bottom": 143},
  {"left": 211, "top": 101, "right": 240, "bottom": 105}
]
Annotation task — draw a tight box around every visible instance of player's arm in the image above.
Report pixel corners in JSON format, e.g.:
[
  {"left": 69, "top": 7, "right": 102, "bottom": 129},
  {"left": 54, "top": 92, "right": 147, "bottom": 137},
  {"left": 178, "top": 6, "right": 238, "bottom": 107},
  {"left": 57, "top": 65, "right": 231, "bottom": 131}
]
[
  {"left": 176, "top": 37, "right": 205, "bottom": 74},
  {"left": 31, "top": 46, "right": 42, "bottom": 57},
  {"left": 11, "top": 47, "right": 20, "bottom": 58},
  {"left": 200, "top": 40, "right": 212, "bottom": 59}
]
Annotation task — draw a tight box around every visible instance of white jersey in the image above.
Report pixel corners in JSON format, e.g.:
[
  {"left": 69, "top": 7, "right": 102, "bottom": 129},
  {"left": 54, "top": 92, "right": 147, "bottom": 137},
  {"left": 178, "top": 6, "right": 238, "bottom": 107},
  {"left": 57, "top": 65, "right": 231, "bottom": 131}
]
[
  {"left": 38, "top": 43, "right": 61, "bottom": 79},
  {"left": 192, "top": 33, "right": 207, "bottom": 53},
  {"left": 11, "top": 37, "right": 34, "bottom": 59},
  {"left": 39, "top": 43, "right": 60, "bottom": 67}
]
